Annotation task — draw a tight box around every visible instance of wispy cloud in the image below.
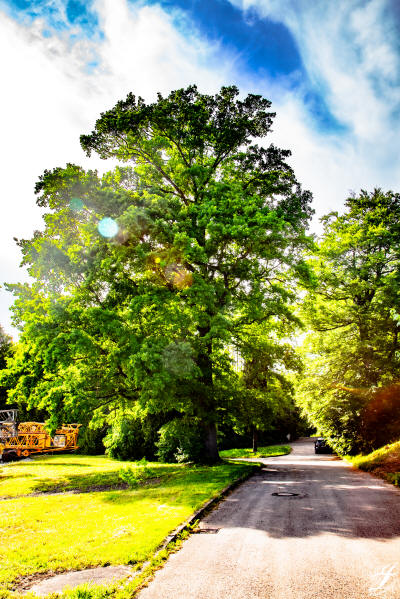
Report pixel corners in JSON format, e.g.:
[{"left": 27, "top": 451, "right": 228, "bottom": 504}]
[
  {"left": 229, "top": 0, "right": 400, "bottom": 164},
  {"left": 226, "top": 0, "right": 400, "bottom": 225}
]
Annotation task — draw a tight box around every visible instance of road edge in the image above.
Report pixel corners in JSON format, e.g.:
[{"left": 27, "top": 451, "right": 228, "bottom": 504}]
[{"left": 159, "top": 461, "right": 263, "bottom": 548}]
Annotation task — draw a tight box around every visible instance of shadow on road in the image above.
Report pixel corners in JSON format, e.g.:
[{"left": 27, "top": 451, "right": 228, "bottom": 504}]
[{"left": 205, "top": 438, "right": 400, "bottom": 540}]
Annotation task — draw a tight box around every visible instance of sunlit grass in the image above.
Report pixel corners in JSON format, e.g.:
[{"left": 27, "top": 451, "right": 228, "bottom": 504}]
[
  {"left": 0, "top": 454, "right": 181, "bottom": 498},
  {"left": 219, "top": 444, "right": 291, "bottom": 459},
  {"left": 346, "top": 440, "right": 400, "bottom": 487},
  {"left": 0, "top": 456, "right": 255, "bottom": 592}
]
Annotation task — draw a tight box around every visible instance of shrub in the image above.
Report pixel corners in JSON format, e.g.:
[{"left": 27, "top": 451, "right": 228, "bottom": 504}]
[
  {"left": 119, "top": 459, "right": 157, "bottom": 488},
  {"left": 78, "top": 425, "right": 107, "bottom": 455},
  {"left": 103, "top": 417, "right": 147, "bottom": 461},
  {"left": 156, "top": 419, "right": 204, "bottom": 463}
]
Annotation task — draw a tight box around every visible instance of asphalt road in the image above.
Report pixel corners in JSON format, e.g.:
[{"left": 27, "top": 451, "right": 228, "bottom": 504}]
[{"left": 139, "top": 438, "right": 400, "bottom": 599}]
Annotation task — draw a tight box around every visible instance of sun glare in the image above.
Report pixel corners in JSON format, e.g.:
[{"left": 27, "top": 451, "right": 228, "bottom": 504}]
[{"left": 98, "top": 217, "right": 119, "bottom": 238}]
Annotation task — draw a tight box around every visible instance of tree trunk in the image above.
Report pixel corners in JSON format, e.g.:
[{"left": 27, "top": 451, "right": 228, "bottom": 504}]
[
  {"left": 204, "top": 421, "right": 219, "bottom": 463},
  {"left": 197, "top": 324, "right": 220, "bottom": 463},
  {"left": 252, "top": 427, "right": 258, "bottom": 453}
]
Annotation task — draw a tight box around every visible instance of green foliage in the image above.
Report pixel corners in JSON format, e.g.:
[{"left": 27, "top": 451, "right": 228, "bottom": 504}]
[
  {"left": 156, "top": 418, "right": 204, "bottom": 463},
  {"left": 5, "top": 85, "right": 313, "bottom": 461},
  {"left": 297, "top": 189, "right": 400, "bottom": 453},
  {"left": 118, "top": 459, "right": 157, "bottom": 488},
  {"left": 103, "top": 416, "right": 147, "bottom": 461},
  {"left": 0, "top": 325, "right": 13, "bottom": 409},
  {"left": 78, "top": 424, "right": 108, "bottom": 455},
  {"left": 226, "top": 319, "right": 303, "bottom": 449},
  {"left": 0, "top": 326, "right": 12, "bottom": 371},
  {"left": 388, "top": 472, "right": 400, "bottom": 487},
  {"left": 103, "top": 410, "right": 169, "bottom": 461}
]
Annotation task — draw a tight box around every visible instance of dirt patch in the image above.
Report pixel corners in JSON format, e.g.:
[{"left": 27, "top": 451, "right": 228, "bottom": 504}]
[
  {"left": 0, "top": 482, "right": 130, "bottom": 501},
  {"left": 15, "top": 566, "right": 134, "bottom": 596},
  {"left": 0, "top": 477, "right": 164, "bottom": 501},
  {"left": 13, "top": 570, "right": 63, "bottom": 593}
]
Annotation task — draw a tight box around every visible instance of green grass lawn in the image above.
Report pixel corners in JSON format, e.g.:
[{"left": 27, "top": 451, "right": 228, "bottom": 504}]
[
  {"left": 0, "top": 454, "right": 255, "bottom": 595},
  {"left": 219, "top": 444, "right": 291, "bottom": 459},
  {"left": 0, "top": 454, "right": 182, "bottom": 498}
]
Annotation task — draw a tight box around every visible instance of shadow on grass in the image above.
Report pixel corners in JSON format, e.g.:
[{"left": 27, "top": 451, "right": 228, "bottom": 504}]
[{"left": 28, "top": 465, "right": 182, "bottom": 495}]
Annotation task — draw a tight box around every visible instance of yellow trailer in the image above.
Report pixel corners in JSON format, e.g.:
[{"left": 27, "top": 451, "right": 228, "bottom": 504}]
[{"left": 0, "top": 409, "right": 80, "bottom": 460}]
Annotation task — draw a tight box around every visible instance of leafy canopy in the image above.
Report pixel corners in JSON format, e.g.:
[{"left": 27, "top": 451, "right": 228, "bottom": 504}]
[
  {"left": 297, "top": 189, "right": 400, "bottom": 453},
  {"left": 4, "top": 85, "right": 313, "bottom": 460}
]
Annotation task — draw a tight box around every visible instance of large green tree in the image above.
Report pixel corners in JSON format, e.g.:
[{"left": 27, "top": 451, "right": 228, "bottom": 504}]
[
  {"left": 5, "top": 86, "right": 313, "bottom": 461},
  {"left": 297, "top": 189, "right": 400, "bottom": 453}
]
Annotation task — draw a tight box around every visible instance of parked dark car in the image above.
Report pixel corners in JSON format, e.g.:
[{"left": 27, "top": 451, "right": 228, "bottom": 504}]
[{"left": 314, "top": 438, "right": 333, "bottom": 454}]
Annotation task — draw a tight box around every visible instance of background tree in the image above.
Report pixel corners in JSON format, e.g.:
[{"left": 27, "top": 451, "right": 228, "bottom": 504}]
[
  {"left": 232, "top": 321, "right": 302, "bottom": 452},
  {"left": 297, "top": 189, "right": 400, "bottom": 453},
  {"left": 0, "top": 326, "right": 12, "bottom": 371},
  {"left": 0, "top": 325, "right": 13, "bottom": 410},
  {"left": 5, "top": 85, "right": 313, "bottom": 461}
]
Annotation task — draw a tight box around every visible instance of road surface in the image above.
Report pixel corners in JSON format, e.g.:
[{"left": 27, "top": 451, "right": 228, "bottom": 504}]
[{"left": 139, "top": 438, "right": 400, "bottom": 599}]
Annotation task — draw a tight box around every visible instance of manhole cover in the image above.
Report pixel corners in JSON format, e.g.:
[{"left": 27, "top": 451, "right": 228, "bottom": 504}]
[
  {"left": 271, "top": 492, "right": 300, "bottom": 497},
  {"left": 195, "top": 528, "right": 220, "bottom": 534}
]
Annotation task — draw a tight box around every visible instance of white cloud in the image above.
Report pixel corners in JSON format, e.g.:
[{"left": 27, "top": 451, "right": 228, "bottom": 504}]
[{"left": 228, "top": 0, "right": 400, "bottom": 218}]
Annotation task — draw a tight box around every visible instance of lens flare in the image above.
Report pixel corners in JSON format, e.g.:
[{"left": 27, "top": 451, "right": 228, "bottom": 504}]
[
  {"left": 70, "top": 197, "right": 84, "bottom": 211},
  {"left": 164, "top": 263, "right": 193, "bottom": 289},
  {"left": 98, "top": 217, "right": 118, "bottom": 238}
]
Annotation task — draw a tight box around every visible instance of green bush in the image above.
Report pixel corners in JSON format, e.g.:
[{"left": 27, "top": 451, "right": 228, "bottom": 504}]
[
  {"left": 78, "top": 425, "right": 107, "bottom": 455},
  {"left": 156, "top": 419, "right": 204, "bottom": 463},
  {"left": 119, "top": 459, "right": 157, "bottom": 488},
  {"left": 103, "top": 411, "right": 170, "bottom": 461},
  {"left": 103, "top": 417, "right": 147, "bottom": 461},
  {"left": 389, "top": 472, "right": 400, "bottom": 487}
]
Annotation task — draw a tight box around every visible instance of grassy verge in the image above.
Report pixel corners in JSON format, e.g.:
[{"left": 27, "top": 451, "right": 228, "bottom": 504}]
[
  {"left": 219, "top": 444, "right": 291, "bottom": 459},
  {"left": 0, "top": 455, "right": 256, "bottom": 596},
  {"left": 0, "top": 454, "right": 184, "bottom": 498},
  {"left": 345, "top": 440, "right": 400, "bottom": 487},
  {"left": 54, "top": 527, "right": 195, "bottom": 599}
]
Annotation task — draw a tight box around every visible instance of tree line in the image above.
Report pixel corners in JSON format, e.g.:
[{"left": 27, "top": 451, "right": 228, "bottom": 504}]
[{"left": 1, "top": 85, "right": 399, "bottom": 461}]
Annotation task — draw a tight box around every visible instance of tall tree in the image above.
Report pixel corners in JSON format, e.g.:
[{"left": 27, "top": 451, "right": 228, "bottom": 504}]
[
  {"left": 297, "top": 189, "right": 400, "bottom": 453},
  {"left": 5, "top": 86, "right": 313, "bottom": 461}
]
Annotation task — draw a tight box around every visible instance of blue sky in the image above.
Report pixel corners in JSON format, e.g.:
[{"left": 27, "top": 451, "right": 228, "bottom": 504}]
[
  {"left": 2, "top": 0, "right": 346, "bottom": 132},
  {"left": 0, "top": 0, "right": 400, "bottom": 336}
]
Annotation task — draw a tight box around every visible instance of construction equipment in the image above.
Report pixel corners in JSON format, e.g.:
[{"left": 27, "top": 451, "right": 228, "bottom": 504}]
[{"left": 0, "top": 409, "right": 80, "bottom": 460}]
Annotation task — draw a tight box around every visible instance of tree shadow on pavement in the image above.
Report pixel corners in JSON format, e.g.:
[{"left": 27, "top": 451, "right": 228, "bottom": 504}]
[{"left": 204, "top": 459, "right": 400, "bottom": 540}]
